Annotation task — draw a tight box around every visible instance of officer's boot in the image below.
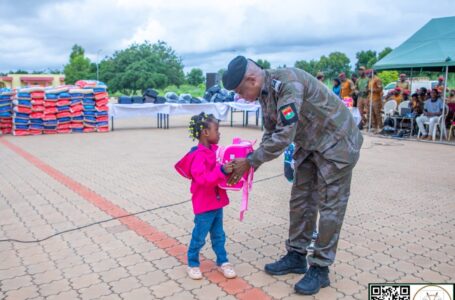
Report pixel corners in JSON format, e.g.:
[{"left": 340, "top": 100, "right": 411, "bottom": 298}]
[
  {"left": 294, "top": 265, "right": 330, "bottom": 295},
  {"left": 264, "top": 251, "right": 307, "bottom": 275}
]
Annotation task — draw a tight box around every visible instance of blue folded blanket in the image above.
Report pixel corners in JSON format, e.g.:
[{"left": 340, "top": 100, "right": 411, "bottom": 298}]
[
  {"left": 59, "top": 92, "right": 71, "bottom": 98},
  {"left": 58, "top": 117, "right": 71, "bottom": 123},
  {"left": 57, "top": 106, "right": 70, "bottom": 112},
  {"left": 45, "top": 94, "right": 58, "bottom": 100},
  {"left": 43, "top": 120, "right": 58, "bottom": 126},
  {"left": 14, "top": 113, "right": 30, "bottom": 119}
]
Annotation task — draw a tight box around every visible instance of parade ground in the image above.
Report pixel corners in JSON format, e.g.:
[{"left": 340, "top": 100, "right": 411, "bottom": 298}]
[{"left": 1, "top": 117, "right": 454, "bottom": 300}]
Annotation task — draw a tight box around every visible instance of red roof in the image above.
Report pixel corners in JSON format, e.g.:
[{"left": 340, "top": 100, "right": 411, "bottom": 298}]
[
  {"left": 20, "top": 76, "right": 54, "bottom": 82},
  {"left": 1, "top": 76, "right": 13, "bottom": 81}
]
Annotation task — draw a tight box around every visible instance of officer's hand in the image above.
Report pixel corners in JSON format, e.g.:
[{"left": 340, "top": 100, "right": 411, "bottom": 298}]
[
  {"left": 222, "top": 162, "right": 234, "bottom": 174},
  {"left": 228, "top": 158, "right": 250, "bottom": 185}
]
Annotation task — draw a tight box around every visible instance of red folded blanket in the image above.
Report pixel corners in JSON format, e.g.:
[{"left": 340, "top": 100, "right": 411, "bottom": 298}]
[
  {"left": 44, "top": 101, "right": 57, "bottom": 107},
  {"left": 13, "top": 129, "right": 30, "bottom": 136},
  {"left": 95, "top": 116, "right": 109, "bottom": 122},
  {"left": 57, "top": 100, "right": 70, "bottom": 106},
  {"left": 32, "top": 105, "right": 45, "bottom": 112},
  {"left": 14, "top": 106, "right": 32, "bottom": 114},
  {"left": 43, "top": 114, "right": 57, "bottom": 121},
  {"left": 83, "top": 127, "right": 96, "bottom": 133},
  {"left": 95, "top": 92, "right": 108, "bottom": 100},
  {"left": 95, "top": 105, "right": 109, "bottom": 112},
  {"left": 69, "top": 123, "right": 84, "bottom": 129},
  {"left": 44, "top": 107, "right": 58, "bottom": 114},
  {"left": 31, "top": 92, "right": 45, "bottom": 99},
  {"left": 43, "top": 130, "right": 57, "bottom": 134},
  {"left": 31, "top": 100, "right": 44, "bottom": 105},
  {"left": 71, "top": 112, "right": 83, "bottom": 118},
  {"left": 57, "top": 129, "right": 72, "bottom": 134},
  {"left": 57, "top": 112, "right": 71, "bottom": 118},
  {"left": 30, "top": 112, "right": 44, "bottom": 119},
  {"left": 30, "top": 129, "right": 42, "bottom": 135},
  {"left": 70, "top": 104, "right": 83, "bottom": 113},
  {"left": 96, "top": 99, "right": 109, "bottom": 106},
  {"left": 97, "top": 126, "right": 109, "bottom": 133},
  {"left": 57, "top": 123, "right": 71, "bottom": 130}
]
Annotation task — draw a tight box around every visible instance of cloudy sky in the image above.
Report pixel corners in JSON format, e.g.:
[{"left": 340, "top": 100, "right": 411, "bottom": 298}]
[{"left": 0, "top": 0, "right": 453, "bottom": 74}]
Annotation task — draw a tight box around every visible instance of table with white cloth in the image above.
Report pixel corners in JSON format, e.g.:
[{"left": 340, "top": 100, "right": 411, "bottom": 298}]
[
  {"left": 226, "top": 102, "right": 262, "bottom": 127},
  {"left": 109, "top": 103, "right": 233, "bottom": 130},
  {"left": 108, "top": 102, "right": 360, "bottom": 130}
]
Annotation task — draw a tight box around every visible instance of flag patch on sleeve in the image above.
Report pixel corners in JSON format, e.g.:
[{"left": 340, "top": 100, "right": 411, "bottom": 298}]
[{"left": 279, "top": 103, "right": 298, "bottom": 125}]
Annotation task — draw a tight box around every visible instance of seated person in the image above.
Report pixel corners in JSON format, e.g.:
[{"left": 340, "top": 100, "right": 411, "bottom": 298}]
[
  {"left": 419, "top": 87, "right": 428, "bottom": 103},
  {"left": 447, "top": 89, "right": 455, "bottom": 104},
  {"left": 386, "top": 87, "right": 403, "bottom": 106},
  {"left": 416, "top": 89, "right": 444, "bottom": 140},
  {"left": 410, "top": 93, "right": 423, "bottom": 116}
]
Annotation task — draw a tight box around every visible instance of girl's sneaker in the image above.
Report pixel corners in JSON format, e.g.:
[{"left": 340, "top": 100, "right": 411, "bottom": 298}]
[
  {"left": 219, "top": 263, "right": 237, "bottom": 279},
  {"left": 188, "top": 267, "right": 203, "bottom": 280}
]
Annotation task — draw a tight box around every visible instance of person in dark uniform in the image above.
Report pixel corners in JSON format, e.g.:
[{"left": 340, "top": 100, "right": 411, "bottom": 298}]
[{"left": 222, "top": 56, "right": 363, "bottom": 295}]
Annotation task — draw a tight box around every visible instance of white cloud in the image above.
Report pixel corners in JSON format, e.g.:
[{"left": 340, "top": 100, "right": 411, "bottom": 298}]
[{"left": 0, "top": 0, "right": 453, "bottom": 74}]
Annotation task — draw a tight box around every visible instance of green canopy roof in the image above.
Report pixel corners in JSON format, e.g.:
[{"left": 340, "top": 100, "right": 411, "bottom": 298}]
[{"left": 374, "top": 16, "right": 455, "bottom": 71}]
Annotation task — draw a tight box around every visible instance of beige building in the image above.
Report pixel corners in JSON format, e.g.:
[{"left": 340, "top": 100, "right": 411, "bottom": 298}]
[{"left": 0, "top": 74, "right": 65, "bottom": 89}]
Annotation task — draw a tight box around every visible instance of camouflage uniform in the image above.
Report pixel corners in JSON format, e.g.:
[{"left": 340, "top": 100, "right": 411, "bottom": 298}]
[
  {"left": 355, "top": 77, "right": 370, "bottom": 126},
  {"left": 247, "top": 68, "right": 363, "bottom": 267}
]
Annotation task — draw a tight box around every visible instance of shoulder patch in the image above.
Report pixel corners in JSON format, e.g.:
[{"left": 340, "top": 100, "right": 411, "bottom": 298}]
[
  {"left": 272, "top": 79, "right": 282, "bottom": 93},
  {"left": 279, "top": 103, "right": 299, "bottom": 126}
]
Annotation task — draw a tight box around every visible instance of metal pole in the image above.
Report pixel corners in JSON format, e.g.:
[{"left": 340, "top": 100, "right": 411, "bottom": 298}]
[
  {"left": 440, "top": 65, "right": 449, "bottom": 141},
  {"left": 368, "top": 71, "right": 373, "bottom": 132}
]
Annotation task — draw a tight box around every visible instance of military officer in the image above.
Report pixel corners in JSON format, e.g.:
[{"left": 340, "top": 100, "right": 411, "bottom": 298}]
[{"left": 222, "top": 56, "right": 363, "bottom": 295}]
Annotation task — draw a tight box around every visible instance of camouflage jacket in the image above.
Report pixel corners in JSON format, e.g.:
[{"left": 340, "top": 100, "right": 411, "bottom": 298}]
[{"left": 248, "top": 68, "right": 363, "bottom": 182}]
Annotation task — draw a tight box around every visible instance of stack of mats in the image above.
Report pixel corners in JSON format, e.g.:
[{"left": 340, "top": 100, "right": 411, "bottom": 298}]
[
  {"left": 75, "top": 80, "right": 109, "bottom": 132},
  {"left": 12, "top": 87, "right": 38, "bottom": 136},
  {"left": 29, "top": 89, "right": 45, "bottom": 135},
  {"left": 0, "top": 89, "right": 14, "bottom": 134},
  {"left": 44, "top": 87, "right": 64, "bottom": 134},
  {"left": 56, "top": 90, "right": 72, "bottom": 134},
  {"left": 69, "top": 88, "right": 85, "bottom": 133},
  {"left": 94, "top": 85, "right": 109, "bottom": 132}
]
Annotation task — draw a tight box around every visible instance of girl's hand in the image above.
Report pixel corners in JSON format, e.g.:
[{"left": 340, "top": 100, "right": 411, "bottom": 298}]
[{"left": 223, "top": 162, "right": 234, "bottom": 174}]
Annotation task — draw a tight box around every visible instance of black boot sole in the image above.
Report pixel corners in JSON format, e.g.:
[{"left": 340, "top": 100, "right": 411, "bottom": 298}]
[
  {"left": 264, "top": 267, "right": 307, "bottom": 276},
  {"left": 294, "top": 280, "right": 330, "bottom": 295}
]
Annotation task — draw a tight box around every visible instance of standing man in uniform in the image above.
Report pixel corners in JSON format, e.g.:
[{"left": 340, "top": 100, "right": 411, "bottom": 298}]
[
  {"left": 339, "top": 72, "right": 355, "bottom": 99},
  {"left": 222, "top": 56, "right": 363, "bottom": 296},
  {"left": 366, "top": 69, "right": 384, "bottom": 133},
  {"left": 355, "top": 66, "right": 369, "bottom": 128},
  {"left": 397, "top": 73, "right": 410, "bottom": 94}
]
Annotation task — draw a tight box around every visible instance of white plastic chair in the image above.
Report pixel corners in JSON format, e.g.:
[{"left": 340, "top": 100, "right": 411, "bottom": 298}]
[
  {"left": 398, "top": 100, "right": 410, "bottom": 112},
  {"left": 383, "top": 100, "right": 397, "bottom": 121},
  {"left": 431, "top": 104, "right": 449, "bottom": 141},
  {"left": 417, "top": 105, "right": 449, "bottom": 140}
]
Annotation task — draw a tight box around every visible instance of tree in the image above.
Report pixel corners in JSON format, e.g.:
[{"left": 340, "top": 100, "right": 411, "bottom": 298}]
[
  {"left": 256, "top": 59, "right": 271, "bottom": 69},
  {"left": 318, "top": 52, "right": 351, "bottom": 80},
  {"left": 378, "top": 47, "right": 393, "bottom": 61},
  {"left": 355, "top": 50, "right": 376, "bottom": 70},
  {"left": 377, "top": 70, "right": 399, "bottom": 86},
  {"left": 8, "top": 70, "right": 29, "bottom": 74},
  {"left": 64, "top": 44, "right": 93, "bottom": 84},
  {"left": 355, "top": 47, "right": 393, "bottom": 71},
  {"left": 295, "top": 59, "right": 320, "bottom": 76},
  {"left": 100, "top": 41, "right": 184, "bottom": 94},
  {"left": 186, "top": 68, "right": 204, "bottom": 86}
]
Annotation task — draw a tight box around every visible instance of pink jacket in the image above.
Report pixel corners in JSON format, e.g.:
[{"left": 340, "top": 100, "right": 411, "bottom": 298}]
[{"left": 175, "top": 144, "right": 229, "bottom": 214}]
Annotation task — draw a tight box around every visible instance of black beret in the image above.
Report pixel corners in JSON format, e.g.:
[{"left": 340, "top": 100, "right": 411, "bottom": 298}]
[{"left": 222, "top": 56, "right": 248, "bottom": 90}]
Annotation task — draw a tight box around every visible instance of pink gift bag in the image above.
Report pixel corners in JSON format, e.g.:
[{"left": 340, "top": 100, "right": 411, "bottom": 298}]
[{"left": 217, "top": 137, "right": 255, "bottom": 221}]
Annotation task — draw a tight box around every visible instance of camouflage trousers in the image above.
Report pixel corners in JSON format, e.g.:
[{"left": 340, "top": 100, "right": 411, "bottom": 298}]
[{"left": 285, "top": 153, "right": 353, "bottom": 267}]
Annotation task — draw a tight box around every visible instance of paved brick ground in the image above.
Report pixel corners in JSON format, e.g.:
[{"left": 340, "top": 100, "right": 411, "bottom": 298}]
[{"left": 0, "top": 116, "right": 454, "bottom": 300}]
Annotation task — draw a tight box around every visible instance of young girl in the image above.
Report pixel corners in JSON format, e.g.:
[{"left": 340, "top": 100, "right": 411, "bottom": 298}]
[{"left": 175, "top": 112, "right": 237, "bottom": 280}]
